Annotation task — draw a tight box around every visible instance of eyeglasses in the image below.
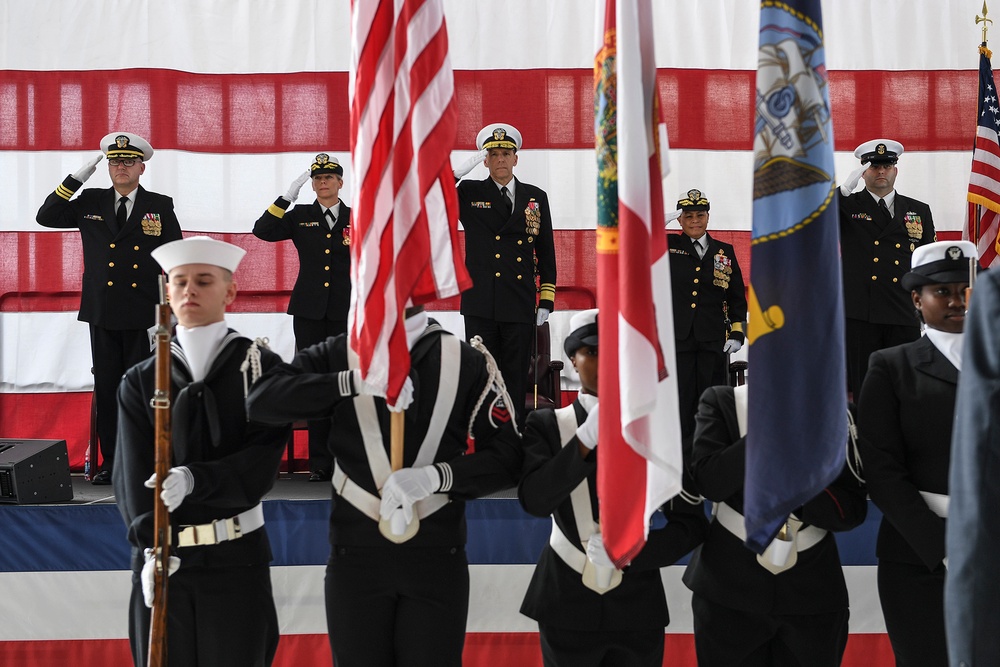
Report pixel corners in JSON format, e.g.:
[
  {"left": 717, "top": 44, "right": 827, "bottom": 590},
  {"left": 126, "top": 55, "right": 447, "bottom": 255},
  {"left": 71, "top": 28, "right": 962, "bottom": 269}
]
[{"left": 108, "top": 158, "right": 139, "bottom": 167}]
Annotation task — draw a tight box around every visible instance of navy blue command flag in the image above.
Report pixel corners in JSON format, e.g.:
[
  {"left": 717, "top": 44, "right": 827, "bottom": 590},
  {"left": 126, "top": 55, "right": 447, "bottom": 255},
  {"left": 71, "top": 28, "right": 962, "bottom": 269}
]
[{"left": 744, "top": 0, "right": 847, "bottom": 553}]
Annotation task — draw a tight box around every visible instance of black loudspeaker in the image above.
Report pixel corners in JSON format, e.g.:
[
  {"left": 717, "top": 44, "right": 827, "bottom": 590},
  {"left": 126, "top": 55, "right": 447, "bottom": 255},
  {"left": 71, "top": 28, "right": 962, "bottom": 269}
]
[{"left": 0, "top": 439, "right": 74, "bottom": 504}]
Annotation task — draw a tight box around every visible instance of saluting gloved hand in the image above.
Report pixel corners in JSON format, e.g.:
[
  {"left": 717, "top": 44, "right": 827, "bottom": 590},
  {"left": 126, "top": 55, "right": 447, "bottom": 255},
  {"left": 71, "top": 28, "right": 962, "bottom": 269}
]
[
  {"left": 283, "top": 170, "right": 312, "bottom": 203},
  {"left": 586, "top": 531, "right": 615, "bottom": 570},
  {"left": 141, "top": 548, "right": 180, "bottom": 608},
  {"left": 664, "top": 209, "right": 682, "bottom": 228},
  {"left": 452, "top": 149, "right": 488, "bottom": 179},
  {"left": 144, "top": 466, "right": 194, "bottom": 512},
  {"left": 379, "top": 465, "right": 441, "bottom": 524},
  {"left": 536, "top": 307, "right": 550, "bottom": 326},
  {"left": 575, "top": 403, "right": 600, "bottom": 449},
  {"left": 353, "top": 369, "right": 415, "bottom": 412},
  {"left": 838, "top": 163, "right": 868, "bottom": 197},
  {"left": 71, "top": 154, "right": 104, "bottom": 183},
  {"left": 723, "top": 338, "right": 743, "bottom": 354}
]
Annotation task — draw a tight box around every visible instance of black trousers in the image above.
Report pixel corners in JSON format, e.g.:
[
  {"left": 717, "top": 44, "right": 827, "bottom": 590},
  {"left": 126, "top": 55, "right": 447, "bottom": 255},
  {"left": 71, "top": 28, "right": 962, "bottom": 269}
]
[
  {"left": 128, "top": 563, "right": 279, "bottom": 667},
  {"left": 845, "top": 317, "right": 919, "bottom": 400},
  {"left": 878, "top": 559, "right": 948, "bottom": 667},
  {"left": 325, "top": 544, "right": 469, "bottom": 667},
  {"left": 292, "top": 316, "right": 347, "bottom": 472},
  {"left": 90, "top": 325, "right": 152, "bottom": 472},
  {"left": 538, "top": 622, "right": 664, "bottom": 667},
  {"left": 691, "top": 593, "right": 848, "bottom": 667},
  {"left": 463, "top": 315, "right": 533, "bottom": 425},
  {"left": 675, "top": 336, "right": 727, "bottom": 439}
]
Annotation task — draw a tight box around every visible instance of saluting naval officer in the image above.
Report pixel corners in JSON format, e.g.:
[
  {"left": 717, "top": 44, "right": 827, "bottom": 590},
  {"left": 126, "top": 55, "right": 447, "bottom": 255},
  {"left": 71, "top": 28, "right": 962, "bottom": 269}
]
[
  {"left": 518, "top": 309, "right": 709, "bottom": 666},
  {"left": 253, "top": 153, "right": 352, "bottom": 482},
  {"left": 667, "top": 189, "right": 747, "bottom": 439},
  {"left": 246, "top": 306, "right": 523, "bottom": 667},
  {"left": 453, "top": 123, "right": 557, "bottom": 425},
  {"left": 36, "top": 132, "right": 182, "bottom": 485},
  {"left": 113, "top": 236, "right": 290, "bottom": 667},
  {"left": 838, "top": 139, "right": 936, "bottom": 399}
]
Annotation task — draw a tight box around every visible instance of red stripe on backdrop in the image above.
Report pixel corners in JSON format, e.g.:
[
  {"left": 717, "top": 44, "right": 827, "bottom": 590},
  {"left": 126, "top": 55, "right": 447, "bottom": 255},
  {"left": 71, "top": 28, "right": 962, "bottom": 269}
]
[
  {"left": 0, "top": 633, "right": 898, "bottom": 666},
  {"left": 0, "top": 69, "right": 978, "bottom": 152}
]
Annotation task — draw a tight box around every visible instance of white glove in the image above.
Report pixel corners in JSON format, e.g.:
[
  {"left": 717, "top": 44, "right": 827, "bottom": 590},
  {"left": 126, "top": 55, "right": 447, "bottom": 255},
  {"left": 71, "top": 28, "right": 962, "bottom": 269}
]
[
  {"left": 664, "top": 209, "right": 682, "bottom": 227},
  {"left": 71, "top": 154, "right": 104, "bottom": 183},
  {"left": 283, "top": 170, "right": 311, "bottom": 203},
  {"left": 141, "top": 548, "right": 180, "bottom": 608},
  {"left": 144, "top": 466, "right": 194, "bottom": 512},
  {"left": 723, "top": 338, "right": 743, "bottom": 354},
  {"left": 452, "top": 149, "right": 487, "bottom": 179},
  {"left": 353, "top": 369, "right": 415, "bottom": 412},
  {"left": 576, "top": 403, "right": 600, "bottom": 449},
  {"left": 535, "top": 307, "right": 550, "bottom": 326},
  {"left": 838, "top": 163, "right": 868, "bottom": 197},
  {"left": 379, "top": 465, "right": 441, "bottom": 524},
  {"left": 586, "top": 532, "right": 615, "bottom": 570}
]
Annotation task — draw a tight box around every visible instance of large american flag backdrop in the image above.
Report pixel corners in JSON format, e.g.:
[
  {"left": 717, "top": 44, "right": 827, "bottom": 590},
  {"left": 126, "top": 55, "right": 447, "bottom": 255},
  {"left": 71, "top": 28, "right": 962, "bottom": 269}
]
[{"left": 0, "top": 1, "right": 978, "bottom": 665}]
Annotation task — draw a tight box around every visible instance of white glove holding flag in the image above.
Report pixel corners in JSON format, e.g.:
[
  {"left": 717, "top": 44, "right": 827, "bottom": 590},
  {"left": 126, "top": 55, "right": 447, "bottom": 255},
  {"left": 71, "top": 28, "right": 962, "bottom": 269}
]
[
  {"left": 536, "top": 307, "right": 550, "bottom": 326},
  {"left": 838, "top": 163, "right": 868, "bottom": 197},
  {"left": 586, "top": 532, "right": 615, "bottom": 570},
  {"left": 141, "top": 548, "right": 180, "bottom": 608},
  {"left": 283, "top": 170, "right": 311, "bottom": 203},
  {"left": 576, "top": 403, "right": 600, "bottom": 449},
  {"left": 723, "top": 339, "right": 743, "bottom": 354},
  {"left": 379, "top": 465, "right": 441, "bottom": 524},
  {"left": 664, "top": 209, "right": 682, "bottom": 228},
  {"left": 71, "top": 154, "right": 104, "bottom": 183},
  {"left": 144, "top": 466, "right": 194, "bottom": 512},
  {"left": 453, "top": 149, "right": 487, "bottom": 179},
  {"left": 353, "top": 369, "right": 414, "bottom": 412}
]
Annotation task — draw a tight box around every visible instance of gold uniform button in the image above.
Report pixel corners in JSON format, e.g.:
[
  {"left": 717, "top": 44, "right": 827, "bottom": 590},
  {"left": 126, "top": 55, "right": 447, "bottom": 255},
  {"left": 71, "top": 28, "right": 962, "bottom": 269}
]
[
  {"left": 892, "top": 277, "right": 898, "bottom": 283},
  {"left": 517, "top": 240, "right": 523, "bottom": 246},
  {"left": 495, "top": 235, "right": 501, "bottom": 241},
  {"left": 895, "top": 243, "right": 901, "bottom": 248},
  {"left": 325, "top": 266, "right": 330, "bottom": 271},
  {"left": 325, "top": 249, "right": 331, "bottom": 254},
  {"left": 495, "top": 272, "right": 501, "bottom": 277},
  {"left": 109, "top": 243, "right": 116, "bottom": 249},
  {"left": 873, "top": 257, "right": 879, "bottom": 263},
  {"left": 874, "top": 240, "right": 879, "bottom": 246},
  {"left": 324, "top": 282, "right": 330, "bottom": 287},
  {"left": 693, "top": 278, "right": 699, "bottom": 284},
  {"left": 495, "top": 253, "right": 501, "bottom": 259},
  {"left": 131, "top": 283, "right": 137, "bottom": 288},
  {"left": 871, "top": 276, "right": 877, "bottom": 281},
  {"left": 695, "top": 266, "right": 701, "bottom": 272},
  {"left": 690, "top": 303, "right": 696, "bottom": 309},
  {"left": 134, "top": 245, "right": 139, "bottom": 251},
  {"left": 108, "top": 262, "right": 114, "bottom": 267},
  {"left": 326, "top": 233, "right": 332, "bottom": 239},
  {"left": 516, "top": 257, "right": 522, "bottom": 262},
  {"left": 692, "top": 290, "right": 698, "bottom": 296},
  {"left": 528, "top": 237, "right": 534, "bottom": 243},
  {"left": 133, "top": 264, "right": 138, "bottom": 269},
  {"left": 107, "top": 281, "right": 113, "bottom": 286},
  {"left": 894, "top": 260, "right": 899, "bottom": 265},
  {"left": 517, "top": 274, "right": 523, "bottom": 280},
  {"left": 910, "top": 243, "right": 915, "bottom": 251}
]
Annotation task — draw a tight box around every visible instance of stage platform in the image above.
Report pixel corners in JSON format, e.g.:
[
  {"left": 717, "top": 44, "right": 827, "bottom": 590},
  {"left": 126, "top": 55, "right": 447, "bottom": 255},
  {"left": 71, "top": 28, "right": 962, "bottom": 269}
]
[{"left": 0, "top": 475, "right": 896, "bottom": 666}]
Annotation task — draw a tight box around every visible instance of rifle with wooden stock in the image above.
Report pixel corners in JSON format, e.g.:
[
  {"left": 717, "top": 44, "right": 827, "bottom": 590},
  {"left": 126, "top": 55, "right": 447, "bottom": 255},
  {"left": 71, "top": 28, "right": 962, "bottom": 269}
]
[{"left": 148, "top": 275, "right": 172, "bottom": 667}]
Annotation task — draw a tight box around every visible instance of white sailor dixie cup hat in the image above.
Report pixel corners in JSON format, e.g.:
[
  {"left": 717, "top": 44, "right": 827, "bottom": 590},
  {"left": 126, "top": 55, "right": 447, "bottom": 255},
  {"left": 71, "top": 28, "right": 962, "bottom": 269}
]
[
  {"left": 100, "top": 132, "right": 154, "bottom": 161},
  {"left": 564, "top": 308, "right": 599, "bottom": 357},
  {"left": 901, "top": 240, "right": 979, "bottom": 291},
  {"left": 151, "top": 236, "right": 247, "bottom": 274},
  {"left": 477, "top": 123, "right": 522, "bottom": 151},
  {"left": 854, "top": 139, "right": 903, "bottom": 166}
]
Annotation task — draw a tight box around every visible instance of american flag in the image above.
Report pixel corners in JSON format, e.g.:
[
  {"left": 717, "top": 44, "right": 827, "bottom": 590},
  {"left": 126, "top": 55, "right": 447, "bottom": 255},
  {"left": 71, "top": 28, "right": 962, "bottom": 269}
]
[
  {"left": 348, "top": 0, "right": 471, "bottom": 402},
  {"left": 594, "top": 0, "right": 683, "bottom": 568},
  {"left": 967, "top": 44, "right": 1000, "bottom": 268}
]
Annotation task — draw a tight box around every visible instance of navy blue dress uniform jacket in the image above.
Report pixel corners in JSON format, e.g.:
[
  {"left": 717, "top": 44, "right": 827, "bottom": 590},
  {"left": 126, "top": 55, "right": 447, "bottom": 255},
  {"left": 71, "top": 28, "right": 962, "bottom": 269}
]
[
  {"left": 113, "top": 333, "right": 290, "bottom": 572},
  {"left": 457, "top": 177, "right": 556, "bottom": 323},
  {"left": 858, "top": 336, "right": 954, "bottom": 571},
  {"left": 518, "top": 399, "right": 708, "bottom": 631},
  {"left": 36, "top": 177, "right": 183, "bottom": 330},
  {"left": 839, "top": 191, "right": 936, "bottom": 326},
  {"left": 668, "top": 233, "right": 747, "bottom": 343},
  {"left": 246, "top": 322, "right": 523, "bottom": 548},
  {"left": 684, "top": 386, "right": 868, "bottom": 615},
  {"left": 253, "top": 198, "right": 352, "bottom": 322}
]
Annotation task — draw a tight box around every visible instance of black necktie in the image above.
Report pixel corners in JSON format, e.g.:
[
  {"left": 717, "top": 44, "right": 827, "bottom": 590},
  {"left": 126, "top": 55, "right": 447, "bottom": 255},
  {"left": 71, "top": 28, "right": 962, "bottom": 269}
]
[
  {"left": 879, "top": 198, "right": 891, "bottom": 219},
  {"left": 500, "top": 186, "right": 513, "bottom": 218},
  {"left": 694, "top": 238, "right": 705, "bottom": 259},
  {"left": 114, "top": 196, "right": 128, "bottom": 233},
  {"left": 325, "top": 209, "right": 336, "bottom": 230}
]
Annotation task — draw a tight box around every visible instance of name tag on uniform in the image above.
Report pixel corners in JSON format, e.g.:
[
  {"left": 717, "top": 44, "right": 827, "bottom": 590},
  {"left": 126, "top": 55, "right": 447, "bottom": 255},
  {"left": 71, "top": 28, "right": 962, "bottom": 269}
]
[
  {"left": 471, "top": 201, "right": 492, "bottom": 208},
  {"left": 298, "top": 221, "right": 321, "bottom": 227}
]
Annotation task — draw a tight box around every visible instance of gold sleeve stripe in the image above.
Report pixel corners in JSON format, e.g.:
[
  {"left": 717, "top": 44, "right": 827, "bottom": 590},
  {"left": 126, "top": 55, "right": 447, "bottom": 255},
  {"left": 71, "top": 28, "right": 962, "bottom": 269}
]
[
  {"left": 730, "top": 322, "right": 744, "bottom": 333},
  {"left": 539, "top": 283, "right": 556, "bottom": 301},
  {"left": 267, "top": 203, "right": 287, "bottom": 218},
  {"left": 55, "top": 184, "right": 75, "bottom": 200}
]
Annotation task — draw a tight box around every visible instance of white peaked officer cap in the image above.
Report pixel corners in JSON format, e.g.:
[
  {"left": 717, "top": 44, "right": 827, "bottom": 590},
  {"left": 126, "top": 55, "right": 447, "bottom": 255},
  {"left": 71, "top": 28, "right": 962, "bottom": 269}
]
[
  {"left": 854, "top": 139, "right": 903, "bottom": 165},
  {"left": 100, "top": 132, "right": 154, "bottom": 161},
  {"left": 477, "top": 123, "right": 523, "bottom": 151},
  {"left": 151, "top": 236, "right": 247, "bottom": 274}
]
